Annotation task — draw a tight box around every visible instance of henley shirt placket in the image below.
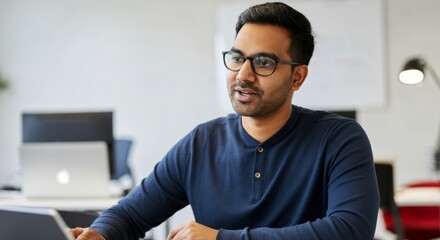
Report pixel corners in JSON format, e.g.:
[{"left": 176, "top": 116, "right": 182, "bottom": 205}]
[{"left": 251, "top": 145, "right": 265, "bottom": 203}]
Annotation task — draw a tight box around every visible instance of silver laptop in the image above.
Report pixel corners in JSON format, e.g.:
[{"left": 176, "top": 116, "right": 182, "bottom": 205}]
[
  {"left": 19, "top": 141, "right": 111, "bottom": 198},
  {"left": 0, "top": 205, "right": 74, "bottom": 240}
]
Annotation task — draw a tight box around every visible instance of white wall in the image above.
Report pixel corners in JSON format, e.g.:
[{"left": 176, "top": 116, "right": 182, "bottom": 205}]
[
  {"left": 1, "top": 0, "right": 439, "bottom": 238},
  {"left": 361, "top": 0, "right": 440, "bottom": 186},
  {"left": 0, "top": 0, "right": 221, "bottom": 185}
]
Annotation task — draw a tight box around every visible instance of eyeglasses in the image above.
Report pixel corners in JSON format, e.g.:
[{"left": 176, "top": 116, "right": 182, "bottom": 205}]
[{"left": 222, "top": 50, "right": 300, "bottom": 76}]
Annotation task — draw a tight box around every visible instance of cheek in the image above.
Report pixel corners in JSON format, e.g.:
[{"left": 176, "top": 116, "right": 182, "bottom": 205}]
[
  {"left": 266, "top": 73, "right": 294, "bottom": 94},
  {"left": 226, "top": 71, "right": 236, "bottom": 85}
]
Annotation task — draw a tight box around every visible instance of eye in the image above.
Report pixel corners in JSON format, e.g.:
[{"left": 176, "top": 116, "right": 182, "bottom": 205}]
[
  {"left": 230, "top": 53, "right": 244, "bottom": 63},
  {"left": 253, "top": 56, "right": 276, "bottom": 68}
]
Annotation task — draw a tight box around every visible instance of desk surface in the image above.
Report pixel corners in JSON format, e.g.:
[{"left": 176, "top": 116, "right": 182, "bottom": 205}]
[
  {"left": 395, "top": 187, "right": 440, "bottom": 206},
  {"left": 3, "top": 187, "right": 438, "bottom": 210},
  {"left": 0, "top": 191, "right": 120, "bottom": 211}
]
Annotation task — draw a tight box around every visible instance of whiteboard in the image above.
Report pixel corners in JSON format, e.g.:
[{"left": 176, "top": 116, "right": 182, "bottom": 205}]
[{"left": 215, "top": 0, "right": 386, "bottom": 112}]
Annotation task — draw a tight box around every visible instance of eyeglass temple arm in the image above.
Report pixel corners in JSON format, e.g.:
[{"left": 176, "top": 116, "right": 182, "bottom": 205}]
[{"left": 277, "top": 60, "right": 301, "bottom": 65}]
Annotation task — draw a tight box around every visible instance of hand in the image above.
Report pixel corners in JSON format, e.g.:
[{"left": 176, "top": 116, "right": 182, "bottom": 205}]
[
  {"left": 167, "top": 221, "right": 219, "bottom": 240},
  {"left": 70, "top": 227, "right": 106, "bottom": 240}
]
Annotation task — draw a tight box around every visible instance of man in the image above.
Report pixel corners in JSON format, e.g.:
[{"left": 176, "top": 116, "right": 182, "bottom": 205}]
[{"left": 72, "top": 2, "right": 379, "bottom": 240}]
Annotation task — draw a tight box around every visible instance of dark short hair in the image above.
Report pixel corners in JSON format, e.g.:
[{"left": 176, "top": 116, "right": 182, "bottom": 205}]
[{"left": 235, "top": 2, "right": 315, "bottom": 65}]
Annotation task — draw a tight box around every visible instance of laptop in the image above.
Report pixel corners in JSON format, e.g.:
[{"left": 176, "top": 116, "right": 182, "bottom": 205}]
[
  {"left": 0, "top": 205, "right": 74, "bottom": 240},
  {"left": 19, "top": 141, "right": 111, "bottom": 198}
]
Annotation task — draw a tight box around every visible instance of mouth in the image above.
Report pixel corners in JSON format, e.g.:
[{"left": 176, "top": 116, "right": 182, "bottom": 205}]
[
  {"left": 232, "top": 85, "right": 261, "bottom": 103},
  {"left": 235, "top": 88, "right": 258, "bottom": 96}
]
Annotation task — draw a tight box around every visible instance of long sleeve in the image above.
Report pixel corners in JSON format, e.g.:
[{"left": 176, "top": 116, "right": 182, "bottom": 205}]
[
  {"left": 90, "top": 135, "right": 192, "bottom": 240},
  {"left": 90, "top": 106, "right": 379, "bottom": 240}
]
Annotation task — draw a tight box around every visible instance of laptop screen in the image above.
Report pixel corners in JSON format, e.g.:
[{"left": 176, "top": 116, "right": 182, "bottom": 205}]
[
  {"left": 0, "top": 205, "right": 74, "bottom": 240},
  {"left": 22, "top": 111, "right": 114, "bottom": 177}
]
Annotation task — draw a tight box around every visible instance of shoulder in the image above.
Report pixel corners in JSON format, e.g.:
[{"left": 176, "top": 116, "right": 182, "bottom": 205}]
[
  {"left": 293, "top": 105, "right": 367, "bottom": 141},
  {"left": 192, "top": 113, "right": 240, "bottom": 134},
  {"left": 294, "top": 106, "right": 359, "bottom": 129},
  {"left": 294, "top": 105, "right": 354, "bottom": 123},
  {"left": 172, "top": 113, "right": 240, "bottom": 148}
]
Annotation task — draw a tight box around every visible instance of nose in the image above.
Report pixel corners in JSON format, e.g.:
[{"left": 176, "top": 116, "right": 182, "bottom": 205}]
[{"left": 236, "top": 59, "right": 256, "bottom": 82}]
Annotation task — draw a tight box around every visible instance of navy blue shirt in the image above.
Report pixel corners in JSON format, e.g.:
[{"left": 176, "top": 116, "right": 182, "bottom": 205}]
[{"left": 92, "top": 105, "right": 379, "bottom": 240}]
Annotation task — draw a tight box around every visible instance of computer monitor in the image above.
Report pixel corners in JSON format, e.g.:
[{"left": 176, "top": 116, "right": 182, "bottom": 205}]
[
  {"left": 22, "top": 111, "right": 114, "bottom": 176},
  {"left": 330, "top": 110, "right": 356, "bottom": 120}
]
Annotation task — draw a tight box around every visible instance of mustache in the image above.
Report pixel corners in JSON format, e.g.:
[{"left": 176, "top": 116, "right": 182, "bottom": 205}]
[{"left": 231, "top": 82, "right": 263, "bottom": 95}]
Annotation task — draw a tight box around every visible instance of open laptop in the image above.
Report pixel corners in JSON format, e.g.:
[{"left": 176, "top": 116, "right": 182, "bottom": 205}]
[
  {"left": 19, "top": 141, "right": 111, "bottom": 198},
  {"left": 0, "top": 205, "right": 74, "bottom": 240}
]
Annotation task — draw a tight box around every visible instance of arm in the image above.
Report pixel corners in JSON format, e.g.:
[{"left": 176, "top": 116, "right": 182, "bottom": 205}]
[
  {"left": 89, "top": 134, "right": 193, "bottom": 240},
  {"left": 89, "top": 165, "right": 189, "bottom": 240}
]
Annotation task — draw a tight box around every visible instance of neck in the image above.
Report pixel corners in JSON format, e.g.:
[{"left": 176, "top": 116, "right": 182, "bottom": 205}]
[{"left": 242, "top": 105, "right": 292, "bottom": 143}]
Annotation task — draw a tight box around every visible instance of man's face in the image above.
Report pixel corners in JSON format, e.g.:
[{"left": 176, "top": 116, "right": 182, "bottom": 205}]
[{"left": 227, "top": 23, "right": 297, "bottom": 118}]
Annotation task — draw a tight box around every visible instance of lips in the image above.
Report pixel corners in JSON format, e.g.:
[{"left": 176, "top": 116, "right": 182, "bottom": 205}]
[
  {"left": 235, "top": 87, "right": 257, "bottom": 96},
  {"left": 233, "top": 86, "right": 260, "bottom": 102}
]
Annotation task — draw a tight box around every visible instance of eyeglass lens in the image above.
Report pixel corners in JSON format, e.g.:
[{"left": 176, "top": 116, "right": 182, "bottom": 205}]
[{"left": 223, "top": 51, "right": 278, "bottom": 76}]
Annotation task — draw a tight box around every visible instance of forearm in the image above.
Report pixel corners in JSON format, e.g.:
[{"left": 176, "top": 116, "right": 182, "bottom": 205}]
[
  {"left": 90, "top": 158, "right": 189, "bottom": 240},
  {"left": 91, "top": 205, "right": 148, "bottom": 240},
  {"left": 217, "top": 215, "right": 376, "bottom": 240}
]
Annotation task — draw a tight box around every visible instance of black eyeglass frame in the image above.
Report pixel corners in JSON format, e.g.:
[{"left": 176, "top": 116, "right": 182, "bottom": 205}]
[{"left": 222, "top": 50, "right": 301, "bottom": 76}]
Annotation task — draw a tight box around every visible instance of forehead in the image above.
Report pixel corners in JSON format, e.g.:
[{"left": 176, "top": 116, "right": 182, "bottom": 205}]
[{"left": 233, "top": 23, "right": 291, "bottom": 58}]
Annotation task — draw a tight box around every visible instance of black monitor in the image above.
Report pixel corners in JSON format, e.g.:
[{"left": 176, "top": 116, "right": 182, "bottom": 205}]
[
  {"left": 330, "top": 110, "right": 356, "bottom": 120},
  {"left": 21, "top": 111, "right": 114, "bottom": 177}
]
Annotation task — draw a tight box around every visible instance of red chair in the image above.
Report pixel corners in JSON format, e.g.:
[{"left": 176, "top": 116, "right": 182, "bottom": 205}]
[
  {"left": 406, "top": 180, "right": 440, "bottom": 188},
  {"left": 383, "top": 180, "right": 440, "bottom": 240}
]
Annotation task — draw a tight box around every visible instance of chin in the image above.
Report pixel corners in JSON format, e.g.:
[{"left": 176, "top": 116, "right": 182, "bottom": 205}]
[{"left": 232, "top": 105, "right": 260, "bottom": 117}]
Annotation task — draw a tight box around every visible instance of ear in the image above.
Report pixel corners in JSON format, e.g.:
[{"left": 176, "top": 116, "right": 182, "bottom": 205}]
[{"left": 290, "top": 65, "right": 308, "bottom": 91}]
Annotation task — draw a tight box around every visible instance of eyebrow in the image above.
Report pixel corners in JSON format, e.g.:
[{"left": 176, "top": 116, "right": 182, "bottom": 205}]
[{"left": 230, "top": 47, "right": 280, "bottom": 60}]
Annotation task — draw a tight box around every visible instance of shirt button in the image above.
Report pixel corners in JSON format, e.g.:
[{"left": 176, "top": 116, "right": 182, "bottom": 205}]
[
  {"left": 257, "top": 147, "right": 264, "bottom": 153},
  {"left": 255, "top": 172, "right": 261, "bottom": 179}
]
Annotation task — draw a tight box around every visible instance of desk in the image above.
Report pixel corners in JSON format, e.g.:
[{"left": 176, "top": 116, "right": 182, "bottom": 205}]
[
  {"left": 395, "top": 187, "right": 440, "bottom": 206},
  {"left": 0, "top": 191, "right": 120, "bottom": 211}
]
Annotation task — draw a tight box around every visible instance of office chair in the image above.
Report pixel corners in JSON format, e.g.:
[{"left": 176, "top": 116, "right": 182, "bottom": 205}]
[
  {"left": 376, "top": 162, "right": 440, "bottom": 240},
  {"left": 112, "top": 139, "right": 135, "bottom": 192},
  {"left": 397, "top": 180, "right": 440, "bottom": 240},
  {"left": 112, "top": 139, "right": 133, "bottom": 179},
  {"left": 406, "top": 180, "right": 440, "bottom": 188},
  {"left": 374, "top": 162, "right": 404, "bottom": 240}
]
